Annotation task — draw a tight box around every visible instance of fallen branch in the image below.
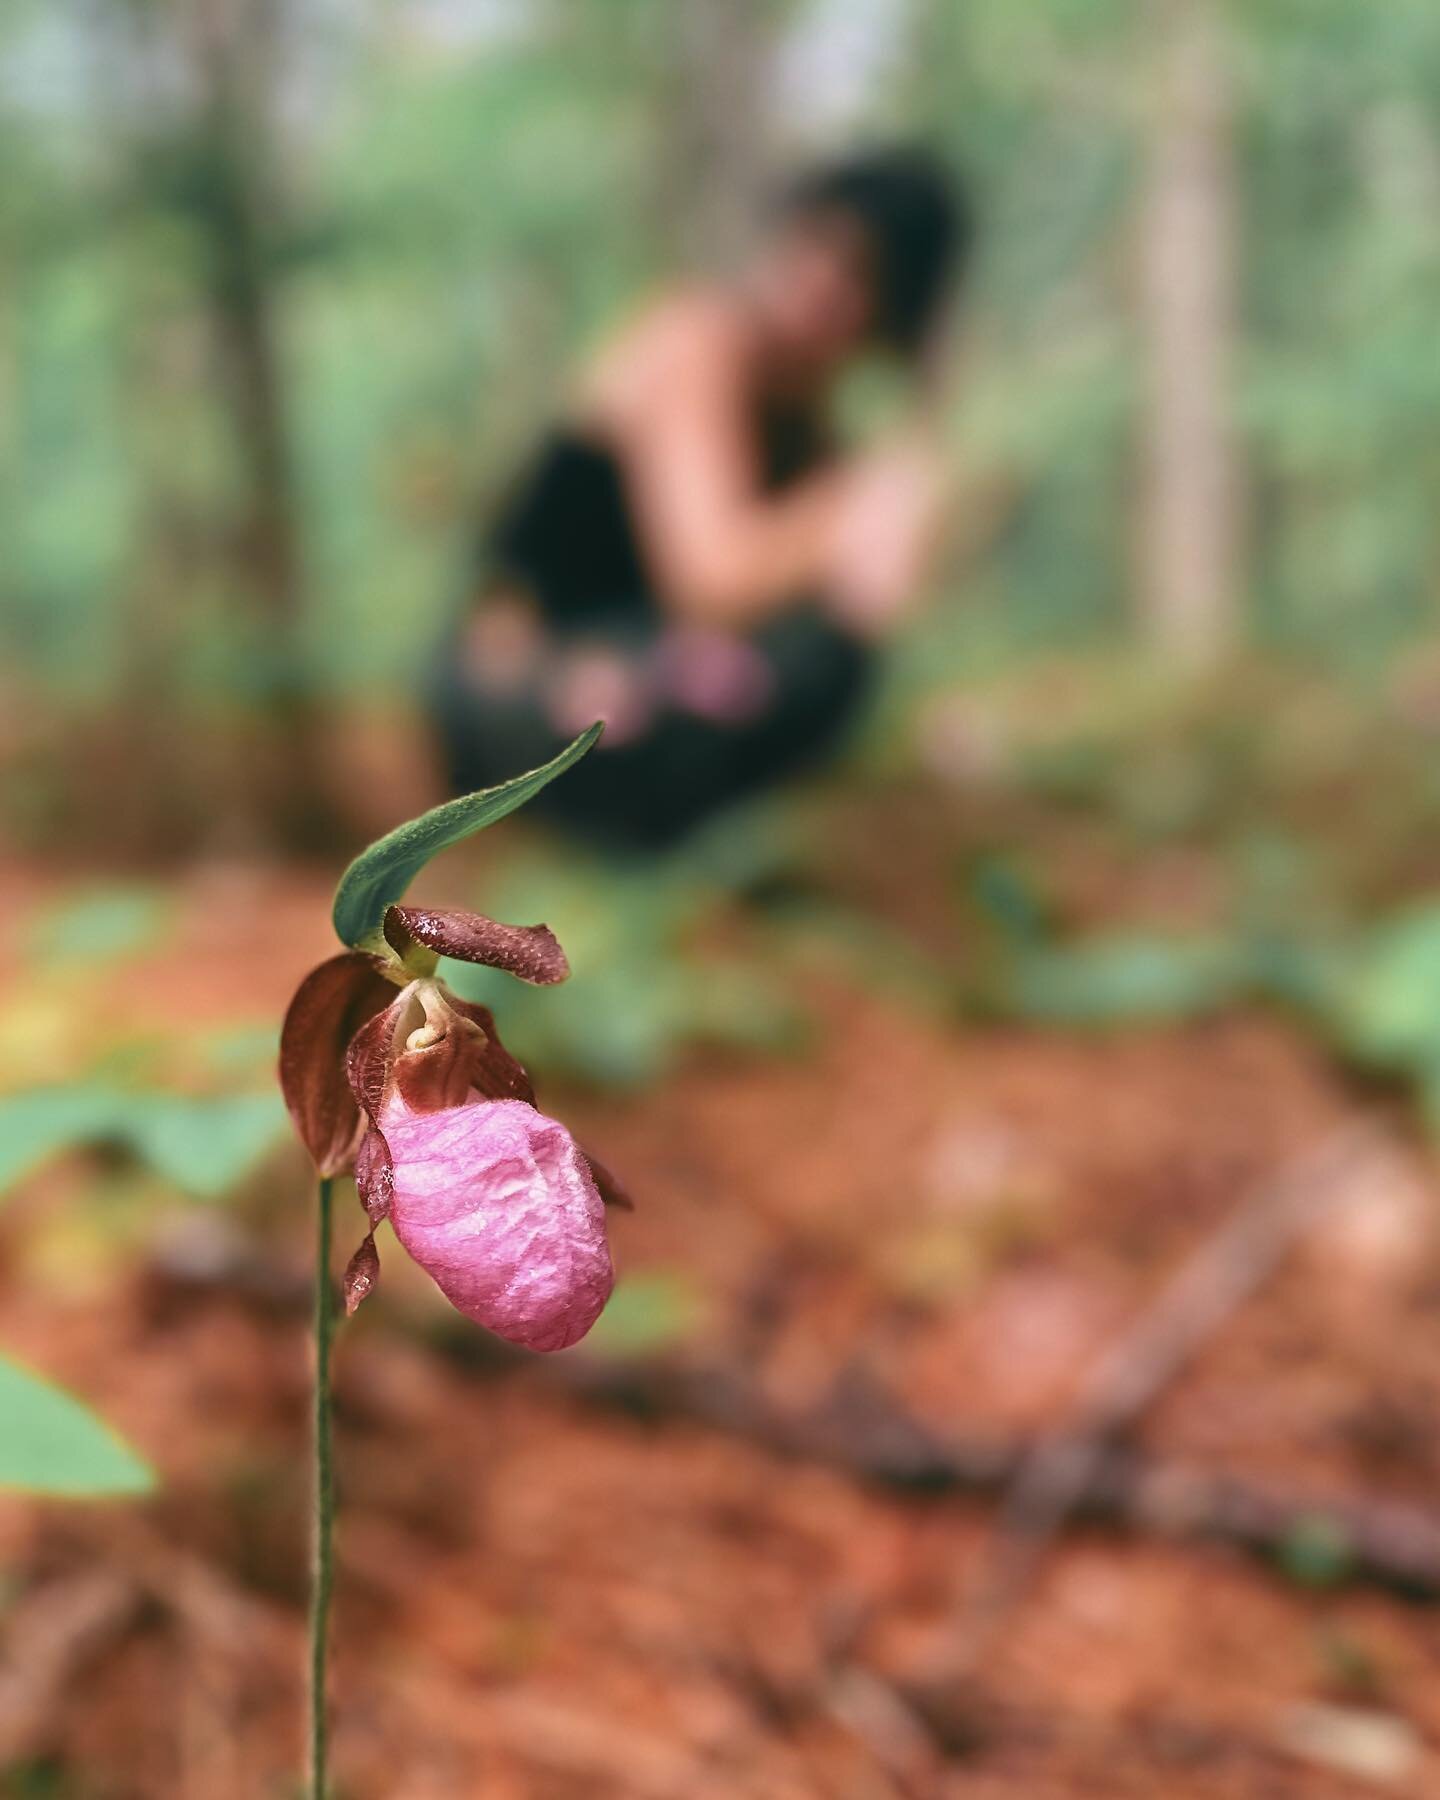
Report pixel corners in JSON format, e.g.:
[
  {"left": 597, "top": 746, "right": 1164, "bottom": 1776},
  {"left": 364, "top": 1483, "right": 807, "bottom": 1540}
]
[
  {"left": 942, "top": 1118, "right": 1391, "bottom": 1663},
  {"left": 145, "top": 1120, "right": 1440, "bottom": 1609},
  {"left": 522, "top": 1345, "right": 1440, "bottom": 1601},
  {"left": 0, "top": 1571, "right": 141, "bottom": 1762}
]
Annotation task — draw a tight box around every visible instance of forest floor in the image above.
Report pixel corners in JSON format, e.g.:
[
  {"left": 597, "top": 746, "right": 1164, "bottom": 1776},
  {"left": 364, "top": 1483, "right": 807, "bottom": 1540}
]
[{"left": 3, "top": 812, "right": 1440, "bottom": 1799}]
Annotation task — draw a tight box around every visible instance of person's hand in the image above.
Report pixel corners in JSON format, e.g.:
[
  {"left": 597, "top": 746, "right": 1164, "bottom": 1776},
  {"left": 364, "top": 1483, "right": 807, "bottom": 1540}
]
[
  {"left": 823, "top": 439, "right": 945, "bottom": 639},
  {"left": 543, "top": 646, "right": 655, "bottom": 746},
  {"left": 653, "top": 625, "right": 774, "bottom": 724}
]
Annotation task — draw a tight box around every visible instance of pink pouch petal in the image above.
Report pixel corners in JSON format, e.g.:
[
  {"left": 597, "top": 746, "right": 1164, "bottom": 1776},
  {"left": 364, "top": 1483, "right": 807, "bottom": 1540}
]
[{"left": 381, "top": 1096, "right": 613, "bottom": 1352}]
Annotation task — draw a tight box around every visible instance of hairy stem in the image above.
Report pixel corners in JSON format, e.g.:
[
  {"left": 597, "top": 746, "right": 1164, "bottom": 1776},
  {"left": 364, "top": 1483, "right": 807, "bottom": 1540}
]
[{"left": 310, "top": 1174, "right": 336, "bottom": 1797}]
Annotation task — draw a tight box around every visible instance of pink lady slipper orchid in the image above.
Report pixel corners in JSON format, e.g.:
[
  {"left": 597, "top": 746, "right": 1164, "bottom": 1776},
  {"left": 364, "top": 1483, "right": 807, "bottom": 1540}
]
[{"left": 279, "top": 903, "right": 626, "bottom": 1351}]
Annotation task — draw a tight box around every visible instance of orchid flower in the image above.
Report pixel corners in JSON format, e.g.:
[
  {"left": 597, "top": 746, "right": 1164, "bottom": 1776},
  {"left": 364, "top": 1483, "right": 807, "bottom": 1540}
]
[
  {"left": 279, "top": 902, "right": 626, "bottom": 1351},
  {"left": 282, "top": 725, "right": 614, "bottom": 1797}
]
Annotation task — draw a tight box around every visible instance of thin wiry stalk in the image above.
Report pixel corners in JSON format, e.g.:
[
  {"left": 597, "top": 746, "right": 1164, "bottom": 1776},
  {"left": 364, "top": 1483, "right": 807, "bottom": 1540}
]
[{"left": 310, "top": 1175, "right": 336, "bottom": 1797}]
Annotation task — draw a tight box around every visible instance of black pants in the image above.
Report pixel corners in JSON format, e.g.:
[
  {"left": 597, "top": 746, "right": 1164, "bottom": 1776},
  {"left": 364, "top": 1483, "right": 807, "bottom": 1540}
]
[{"left": 429, "top": 606, "right": 872, "bottom": 853}]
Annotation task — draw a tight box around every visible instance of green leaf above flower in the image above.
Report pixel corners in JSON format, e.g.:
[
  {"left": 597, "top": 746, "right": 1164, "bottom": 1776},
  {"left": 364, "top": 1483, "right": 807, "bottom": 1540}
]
[{"left": 330, "top": 723, "right": 603, "bottom": 949}]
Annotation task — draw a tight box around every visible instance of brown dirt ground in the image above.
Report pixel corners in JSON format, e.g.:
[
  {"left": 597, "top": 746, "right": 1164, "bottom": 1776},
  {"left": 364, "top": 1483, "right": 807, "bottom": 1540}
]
[{"left": 2, "top": 857, "right": 1439, "bottom": 1798}]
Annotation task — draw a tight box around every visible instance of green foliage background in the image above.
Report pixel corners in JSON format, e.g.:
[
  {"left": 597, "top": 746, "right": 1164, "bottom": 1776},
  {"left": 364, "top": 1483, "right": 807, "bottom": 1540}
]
[{"left": 3, "top": 0, "right": 1438, "bottom": 725}]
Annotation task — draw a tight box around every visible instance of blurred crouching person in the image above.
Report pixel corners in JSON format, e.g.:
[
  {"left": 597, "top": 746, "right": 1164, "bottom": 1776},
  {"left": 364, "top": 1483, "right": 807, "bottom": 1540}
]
[{"left": 431, "top": 148, "right": 972, "bottom": 851}]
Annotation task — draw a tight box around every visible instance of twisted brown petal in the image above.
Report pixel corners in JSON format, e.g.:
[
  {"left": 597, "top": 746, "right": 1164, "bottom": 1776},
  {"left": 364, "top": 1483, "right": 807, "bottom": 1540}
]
[
  {"left": 354, "top": 1126, "right": 394, "bottom": 1225},
  {"left": 582, "top": 1147, "right": 635, "bottom": 1212},
  {"left": 384, "top": 905, "right": 570, "bottom": 985},
  {"left": 345, "top": 987, "right": 416, "bottom": 1223},
  {"left": 278, "top": 953, "right": 396, "bottom": 1177},
  {"left": 343, "top": 1231, "right": 381, "bottom": 1314}
]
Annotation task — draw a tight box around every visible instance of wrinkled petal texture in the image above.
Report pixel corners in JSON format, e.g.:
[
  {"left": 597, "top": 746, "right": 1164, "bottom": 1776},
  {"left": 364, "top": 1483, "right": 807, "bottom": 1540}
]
[{"left": 381, "top": 1096, "right": 613, "bottom": 1352}]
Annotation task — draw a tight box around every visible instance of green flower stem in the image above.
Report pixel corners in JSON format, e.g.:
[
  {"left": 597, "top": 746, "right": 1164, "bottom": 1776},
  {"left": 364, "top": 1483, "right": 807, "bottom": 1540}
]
[{"left": 310, "top": 1175, "right": 336, "bottom": 1798}]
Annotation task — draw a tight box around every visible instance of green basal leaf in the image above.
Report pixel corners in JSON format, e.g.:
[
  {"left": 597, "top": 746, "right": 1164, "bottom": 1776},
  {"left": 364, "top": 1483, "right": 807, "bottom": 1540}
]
[
  {"left": 0, "top": 1086, "right": 287, "bottom": 1202},
  {"left": 1010, "top": 934, "right": 1242, "bottom": 1026},
  {"left": 23, "top": 884, "right": 170, "bottom": 966},
  {"left": 0, "top": 1353, "right": 154, "bottom": 1496},
  {"left": 121, "top": 1092, "right": 289, "bottom": 1198},
  {"left": 0, "top": 1087, "right": 119, "bottom": 1196},
  {"left": 330, "top": 723, "right": 603, "bottom": 948},
  {"left": 1328, "top": 904, "right": 1440, "bottom": 1071}
]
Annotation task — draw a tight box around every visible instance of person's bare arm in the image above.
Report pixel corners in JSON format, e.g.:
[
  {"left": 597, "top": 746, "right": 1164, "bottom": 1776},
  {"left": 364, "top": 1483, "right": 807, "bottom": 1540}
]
[
  {"left": 586, "top": 298, "right": 847, "bottom": 629},
  {"left": 823, "top": 434, "right": 948, "bottom": 639}
]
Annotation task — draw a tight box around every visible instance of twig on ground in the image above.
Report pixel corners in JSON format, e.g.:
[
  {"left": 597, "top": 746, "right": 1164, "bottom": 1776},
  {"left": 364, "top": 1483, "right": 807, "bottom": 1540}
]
[
  {"left": 937, "top": 1118, "right": 1392, "bottom": 1668},
  {"left": 0, "top": 1571, "right": 141, "bottom": 1762},
  {"left": 144, "top": 1115, "right": 1440, "bottom": 1624},
  {"left": 541, "top": 1346, "right": 1440, "bottom": 1598}
]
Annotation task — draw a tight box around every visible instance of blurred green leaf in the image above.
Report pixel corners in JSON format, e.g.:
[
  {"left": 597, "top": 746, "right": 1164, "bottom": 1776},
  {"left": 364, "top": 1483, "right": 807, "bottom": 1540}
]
[
  {"left": 23, "top": 885, "right": 170, "bottom": 966},
  {"left": 442, "top": 951, "right": 797, "bottom": 1089},
  {"left": 1010, "top": 935, "right": 1242, "bottom": 1025},
  {"left": 119, "top": 1092, "right": 288, "bottom": 1197},
  {"left": 1277, "top": 1513, "right": 1355, "bottom": 1590},
  {"left": 1327, "top": 905, "right": 1440, "bottom": 1070},
  {"left": 330, "top": 724, "right": 602, "bottom": 947},
  {"left": 586, "top": 1271, "right": 705, "bottom": 1355},
  {"left": 0, "top": 1759, "right": 69, "bottom": 1797},
  {"left": 1243, "top": 932, "right": 1349, "bottom": 1012},
  {"left": 0, "top": 1087, "right": 119, "bottom": 1194},
  {"left": 967, "top": 854, "right": 1050, "bottom": 946},
  {"left": 199, "top": 1021, "right": 286, "bottom": 1077},
  {"left": 0, "top": 1352, "right": 153, "bottom": 1496},
  {"left": 0, "top": 1085, "right": 286, "bottom": 1201},
  {"left": 436, "top": 848, "right": 799, "bottom": 1087}
]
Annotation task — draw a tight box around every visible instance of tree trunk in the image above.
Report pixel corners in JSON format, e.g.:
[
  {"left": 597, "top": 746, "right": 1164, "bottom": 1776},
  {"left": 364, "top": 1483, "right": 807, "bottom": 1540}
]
[
  {"left": 180, "top": 0, "right": 336, "bottom": 848},
  {"left": 659, "top": 0, "right": 778, "bottom": 272},
  {"left": 180, "top": 0, "right": 300, "bottom": 630},
  {"left": 1136, "top": 0, "right": 1242, "bottom": 666}
]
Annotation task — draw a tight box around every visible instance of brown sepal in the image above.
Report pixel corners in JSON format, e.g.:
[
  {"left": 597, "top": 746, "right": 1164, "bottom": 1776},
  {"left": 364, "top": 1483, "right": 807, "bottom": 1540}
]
[
  {"left": 278, "top": 953, "right": 396, "bottom": 1177},
  {"left": 384, "top": 905, "right": 570, "bottom": 986},
  {"left": 343, "top": 1232, "right": 381, "bottom": 1314}
]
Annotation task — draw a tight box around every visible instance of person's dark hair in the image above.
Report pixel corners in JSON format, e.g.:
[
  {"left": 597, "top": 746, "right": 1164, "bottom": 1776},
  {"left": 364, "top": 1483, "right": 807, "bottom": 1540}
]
[{"left": 781, "top": 146, "right": 971, "bottom": 358}]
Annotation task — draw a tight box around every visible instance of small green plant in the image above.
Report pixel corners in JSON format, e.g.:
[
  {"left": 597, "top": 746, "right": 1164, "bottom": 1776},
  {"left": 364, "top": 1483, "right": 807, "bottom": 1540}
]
[
  {"left": 0, "top": 1353, "right": 152, "bottom": 1498},
  {"left": 277, "top": 723, "right": 631, "bottom": 1798},
  {"left": 0, "top": 1084, "right": 283, "bottom": 1501},
  {"left": 439, "top": 849, "right": 802, "bottom": 1087},
  {"left": 0, "top": 1085, "right": 285, "bottom": 1198}
]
